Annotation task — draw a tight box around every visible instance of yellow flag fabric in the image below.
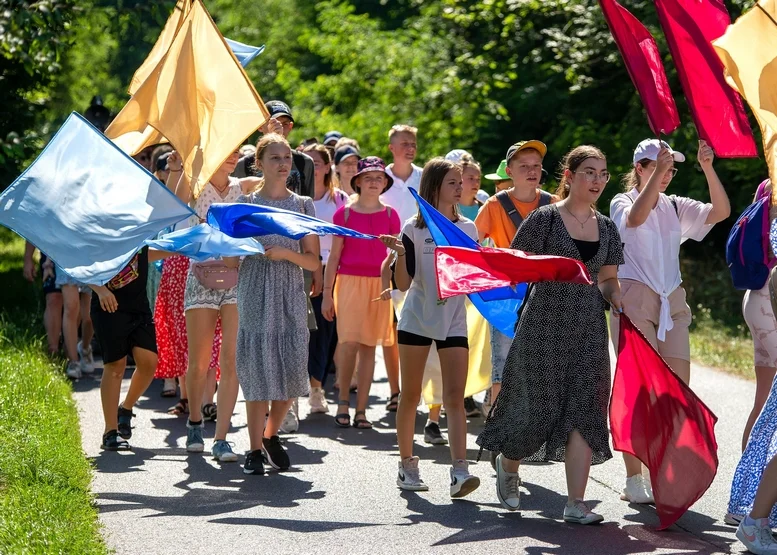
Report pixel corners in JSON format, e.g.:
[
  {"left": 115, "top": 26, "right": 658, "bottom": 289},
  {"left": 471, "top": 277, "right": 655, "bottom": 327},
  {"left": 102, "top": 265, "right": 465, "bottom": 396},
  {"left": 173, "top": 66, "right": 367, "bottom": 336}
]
[
  {"left": 713, "top": 0, "right": 777, "bottom": 182},
  {"left": 128, "top": 0, "right": 191, "bottom": 95},
  {"left": 105, "top": 0, "right": 269, "bottom": 198}
]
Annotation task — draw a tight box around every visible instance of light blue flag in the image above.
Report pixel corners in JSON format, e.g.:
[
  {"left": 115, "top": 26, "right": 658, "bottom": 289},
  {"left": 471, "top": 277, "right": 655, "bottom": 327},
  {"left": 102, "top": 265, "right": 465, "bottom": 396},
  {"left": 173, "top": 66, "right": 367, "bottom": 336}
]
[
  {"left": 408, "top": 187, "right": 525, "bottom": 337},
  {"left": 208, "top": 202, "right": 377, "bottom": 241},
  {"left": 0, "top": 112, "right": 194, "bottom": 285},
  {"left": 145, "top": 223, "right": 265, "bottom": 262},
  {"left": 226, "top": 38, "right": 265, "bottom": 67}
]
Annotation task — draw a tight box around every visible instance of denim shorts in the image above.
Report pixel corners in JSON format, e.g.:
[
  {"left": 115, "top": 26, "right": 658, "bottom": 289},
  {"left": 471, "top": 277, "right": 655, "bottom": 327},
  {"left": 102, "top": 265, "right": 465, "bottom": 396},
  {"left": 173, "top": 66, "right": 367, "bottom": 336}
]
[
  {"left": 489, "top": 324, "right": 512, "bottom": 384},
  {"left": 54, "top": 265, "right": 92, "bottom": 294}
]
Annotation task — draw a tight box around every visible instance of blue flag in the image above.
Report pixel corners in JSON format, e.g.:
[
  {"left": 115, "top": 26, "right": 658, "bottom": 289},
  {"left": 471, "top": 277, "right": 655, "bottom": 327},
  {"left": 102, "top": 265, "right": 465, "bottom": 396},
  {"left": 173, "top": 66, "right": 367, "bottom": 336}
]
[
  {"left": 0, "top": 112, "right": 194, "bottom": 285},
  {"left": 208, "top": 203, "right": 377, "bottom": 241},
  {"left": 225, "top": 38, "right": 265, "bottom": 67},
  {"left": 145, "top": 223, "right": 265, "bottom": 261},
  {"left": 408, "top": 188, "right": 525, "bottom": 337}
]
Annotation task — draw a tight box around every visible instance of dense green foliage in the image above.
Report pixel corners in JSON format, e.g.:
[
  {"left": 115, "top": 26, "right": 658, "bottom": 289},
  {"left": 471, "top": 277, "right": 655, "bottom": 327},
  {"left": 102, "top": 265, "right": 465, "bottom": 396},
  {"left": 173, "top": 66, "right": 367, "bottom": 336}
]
[{"left": 0, "top": 0, "right": 766, "bottom": 332}]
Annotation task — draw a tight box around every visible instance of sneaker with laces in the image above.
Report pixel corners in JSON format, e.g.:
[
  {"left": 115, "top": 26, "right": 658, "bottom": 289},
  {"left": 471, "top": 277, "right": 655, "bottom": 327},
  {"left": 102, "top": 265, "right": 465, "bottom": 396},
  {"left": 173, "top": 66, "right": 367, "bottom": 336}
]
[
  {"left": 397, "top": 456, "right": 429, "bottom": 491},
  {"left": 464, "top": 396, "right": 482, "bottom": 418},
  {"left": 308, "top": 387, "right": 329, "bottom": 414},
  {"left": 243, "top": 449, "right": 265, "bottom": 475},
  {"left": 737, "top": 516, "right": 777, "bottom": 554},
  {"left": 450, "top": 464, "right": 480, "bottom": 498},
  {"left": 117, "top": 405, "right": 134, "bottom": 439},
  {"left": 77, "top": 341, "right": 95, "bottom": 374},
  {"left": 563, "top": 500, "right": 604, "bottom": 525},
  {"left": 186, "top": 421, "right": 204, "bottom": 453},
  {"left": 262, "top": 435, "right": 290, "bottom": 470},
  {"left": 211, "top": 439, "right": 238, "bottom": 462},
  {"left": 65, "top": 360, "right": 82, "bottom": 380},
  {"left": 495, "top": 454, "right": 521, "bottom": 511},
  {"left": 423, "top": 422, "right": 448, "bottom": 445},
  {"left": 621, "top": 475, "right": 654, "bottom": 504},
  {"left": 279, "top": 402, "right": 299, "bottom": 433}
]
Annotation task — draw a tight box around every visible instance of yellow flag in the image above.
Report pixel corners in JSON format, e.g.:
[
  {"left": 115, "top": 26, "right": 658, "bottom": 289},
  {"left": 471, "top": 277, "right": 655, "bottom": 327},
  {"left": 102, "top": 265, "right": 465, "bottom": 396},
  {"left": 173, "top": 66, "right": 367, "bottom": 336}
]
[
  {"left": 713, "top": 0, "right": 777, "bottom": 182},
  {"left": 105, "top": 0, "right": 269, "bottom": 198}
]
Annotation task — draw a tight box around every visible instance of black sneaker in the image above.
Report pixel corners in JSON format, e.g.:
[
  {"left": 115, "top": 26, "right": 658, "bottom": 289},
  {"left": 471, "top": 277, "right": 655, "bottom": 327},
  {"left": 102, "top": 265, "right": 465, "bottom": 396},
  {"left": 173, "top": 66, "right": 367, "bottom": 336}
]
[
  {"left": 464, "top": 396, "right": 482, "bottom": 418},
  {"left": 243, "top": 449, "right": 265, "bottom": 475},
  {"left": 117, "top": 406, "right": 135, "bottom": 439},
  {"left": 423, "top": 422, "right": 448, "bottom": 445},
  {"left": 262, "top": 435, "right": 290, "bottom": 470}
]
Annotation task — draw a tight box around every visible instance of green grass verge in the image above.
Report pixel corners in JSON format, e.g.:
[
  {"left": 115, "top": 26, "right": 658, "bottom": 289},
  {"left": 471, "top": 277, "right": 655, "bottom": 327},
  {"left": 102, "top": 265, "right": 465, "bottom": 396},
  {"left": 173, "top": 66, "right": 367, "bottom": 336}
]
[
  {"left": 0, "top": 229, "right": 107, "bottom": 554},
  {"left": 689, "top": 305, "right": 753, "bottom": 380}
]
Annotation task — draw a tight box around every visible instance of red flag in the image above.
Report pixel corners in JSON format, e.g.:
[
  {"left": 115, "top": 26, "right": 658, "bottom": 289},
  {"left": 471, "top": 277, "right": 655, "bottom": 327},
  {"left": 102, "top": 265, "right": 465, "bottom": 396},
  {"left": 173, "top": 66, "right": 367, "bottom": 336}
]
[
  {"left": 653, "top": 0, "right": 757, "bottom": 157},
  {"left": 599, "top": 0, "right": 680, "bottom": 135},
  {"left": 434, "top": 246, "right": 592, "bottom": 300},
  {"left": 610, "top": 315, "right": 719, "bottom": 530}
]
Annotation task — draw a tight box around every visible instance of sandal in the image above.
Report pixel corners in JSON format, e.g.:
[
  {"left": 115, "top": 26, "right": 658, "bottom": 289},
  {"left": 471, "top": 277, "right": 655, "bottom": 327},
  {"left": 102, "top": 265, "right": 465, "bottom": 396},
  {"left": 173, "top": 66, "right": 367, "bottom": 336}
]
[
  {"left": 335, "top": 400, "right": 350, "bottom": 428},
  {"left": 386, "top": 392, "right": 400, "bottom": 412},
  {"left": 352, "top": 411, "right": 372, "bottom": 429},
  {"left": 202, "top": 403, "right": 217, "bottom": 422},
  {"left": 101, "top": 430, "right": 130, "bottom": 451},
  {"left": 168, "top": 398, "right": 189, "bottom": 416},
  {"left": 160, "top": 378, "right": 177, "bottom": 397}
]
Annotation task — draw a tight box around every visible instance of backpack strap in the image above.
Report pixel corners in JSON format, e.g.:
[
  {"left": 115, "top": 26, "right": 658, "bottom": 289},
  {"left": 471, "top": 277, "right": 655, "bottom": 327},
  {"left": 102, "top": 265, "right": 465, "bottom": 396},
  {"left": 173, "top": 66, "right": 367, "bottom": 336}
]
[
  {"left": 538, "top": 190, "right": 552, "bottom": 207},
  {"left": 496, "top": 190, "right": 524, "bottom": 230},
  {"left": 670, "top": 196, "right": 678, "bottom": 217}
]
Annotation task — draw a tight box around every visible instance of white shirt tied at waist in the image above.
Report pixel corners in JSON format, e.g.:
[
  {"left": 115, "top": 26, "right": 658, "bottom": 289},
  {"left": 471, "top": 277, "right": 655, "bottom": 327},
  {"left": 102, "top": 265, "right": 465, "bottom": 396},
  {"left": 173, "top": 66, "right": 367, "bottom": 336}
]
[{"left": 610, "top": 189, "right": 713, "bottom": 341}]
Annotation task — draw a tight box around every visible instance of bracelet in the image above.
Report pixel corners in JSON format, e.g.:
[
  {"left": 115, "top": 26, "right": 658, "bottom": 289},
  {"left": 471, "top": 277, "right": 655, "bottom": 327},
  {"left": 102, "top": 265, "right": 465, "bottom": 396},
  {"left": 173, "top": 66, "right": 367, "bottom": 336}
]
[
  {"left": 397, "top": 251, "right": 406, "bottom": 257},
  {"left": 169, "top": 167, "right": 183, "bottom": 173}
]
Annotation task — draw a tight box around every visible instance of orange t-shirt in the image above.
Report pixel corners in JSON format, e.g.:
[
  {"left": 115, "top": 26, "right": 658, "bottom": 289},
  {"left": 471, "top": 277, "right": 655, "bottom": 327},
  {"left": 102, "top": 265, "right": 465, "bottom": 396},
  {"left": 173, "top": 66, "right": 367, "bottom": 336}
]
[{"left": 474, "top": 189, "right": 560, "bottom": 248}]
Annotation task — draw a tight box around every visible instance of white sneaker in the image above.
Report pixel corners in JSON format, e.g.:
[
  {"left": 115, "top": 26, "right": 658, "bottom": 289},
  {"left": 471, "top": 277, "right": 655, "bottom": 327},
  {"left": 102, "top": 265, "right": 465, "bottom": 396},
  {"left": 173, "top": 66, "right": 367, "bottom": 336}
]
[
  {"left": 737, "top": 517, "right": 777, "bottom": 554},
  {"left": 450, "top": 464, "right": 480, "bottom": 498},
  {"left": 725, "top": 512, "right": 745, "bottom": 526},
  {"left": 397, "top": 456, "right": 429, "bottom": 491},
  {"left": 563, "top": 500, "right": 604, "bottom": 525},
  {"left": 308, "top": 388, "right": 329, "bottom": 414},
  {"left": 621, "top": 475, "right": 654, "bottom": 504},
  {"left": 495, "top": 454, "right": 521, "bottom": 511},
  {"left": 279, "top": 402, "right": 299, "bottom": 433},
  {"left": 65, "top": 360, "right": 82, "bottom": 380},
  {"left": 77, "top": 341, "right": 95, "bottom": 374}
]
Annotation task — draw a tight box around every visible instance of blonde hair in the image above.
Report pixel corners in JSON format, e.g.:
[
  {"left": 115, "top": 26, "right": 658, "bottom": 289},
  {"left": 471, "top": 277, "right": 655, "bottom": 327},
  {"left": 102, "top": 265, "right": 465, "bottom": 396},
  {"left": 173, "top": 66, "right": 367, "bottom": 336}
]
[
  {"left": 249, "top": 133, "right": 291, "bottom": 192},
  {"left": 555, "top": 145, "right": 606, "bottom": 200},
  {"left": 303, "top": 144, "right": 337, "bottom": 203},
  {"left": 416, "top": 157, "right": 461, "bottom": 229},
  {"left": 459, "top": 153, "right": 481, "bottom": 174},
  {"left": 621, "top": 158, "right": 651, "bottom": 192},
  {"left": 389, "top": 124, "right": 418, "bottom": 142},
  {"left": 334, "top": 137, "right": 360, "bottom": 152}
]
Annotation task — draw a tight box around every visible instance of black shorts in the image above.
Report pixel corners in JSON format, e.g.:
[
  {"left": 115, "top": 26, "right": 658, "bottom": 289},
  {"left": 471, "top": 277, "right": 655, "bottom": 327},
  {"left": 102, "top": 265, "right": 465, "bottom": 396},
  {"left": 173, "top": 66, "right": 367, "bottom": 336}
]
[
  {"left": 397, "top": 330, "right": 468, "bottom": 350},
  {"left": 91, "top": 309, "right": 157, "bottom": 364}
]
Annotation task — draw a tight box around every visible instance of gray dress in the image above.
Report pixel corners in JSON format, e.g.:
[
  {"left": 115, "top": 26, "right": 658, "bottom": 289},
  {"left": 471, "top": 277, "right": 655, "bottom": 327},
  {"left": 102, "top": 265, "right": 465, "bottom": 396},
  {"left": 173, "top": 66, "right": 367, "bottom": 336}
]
[{"left": 235, "top": 191, "right": 314, "bottom": 401}]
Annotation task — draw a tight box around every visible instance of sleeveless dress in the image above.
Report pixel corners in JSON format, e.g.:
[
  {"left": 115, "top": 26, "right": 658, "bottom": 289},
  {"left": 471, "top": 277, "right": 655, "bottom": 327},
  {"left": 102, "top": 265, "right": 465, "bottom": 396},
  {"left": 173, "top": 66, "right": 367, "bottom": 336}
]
[{"left": 477, "top": 205, "right": 624, "bottom": 464}]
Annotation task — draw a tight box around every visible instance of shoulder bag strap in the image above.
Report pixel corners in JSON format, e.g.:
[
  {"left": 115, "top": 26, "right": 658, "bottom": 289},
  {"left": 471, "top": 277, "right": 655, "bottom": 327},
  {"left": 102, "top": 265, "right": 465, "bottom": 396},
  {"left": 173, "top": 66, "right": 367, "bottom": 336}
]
[
  {"left": 538, "top": 190, "right": 552, "bottom": 207},
  {"left": 496, "top": 190, "right": 524, "bottom": 230}
]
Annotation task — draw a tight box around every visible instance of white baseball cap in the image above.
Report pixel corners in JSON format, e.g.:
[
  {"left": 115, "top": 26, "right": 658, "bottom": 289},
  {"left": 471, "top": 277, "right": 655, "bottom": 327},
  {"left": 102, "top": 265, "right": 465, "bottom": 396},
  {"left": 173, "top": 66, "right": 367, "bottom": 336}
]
[
  {"left": 445, "top": 149, "right": 471, "bottom": 163},
  {"left": 632, "top": 139, "right": 686, "bottom": 165}
]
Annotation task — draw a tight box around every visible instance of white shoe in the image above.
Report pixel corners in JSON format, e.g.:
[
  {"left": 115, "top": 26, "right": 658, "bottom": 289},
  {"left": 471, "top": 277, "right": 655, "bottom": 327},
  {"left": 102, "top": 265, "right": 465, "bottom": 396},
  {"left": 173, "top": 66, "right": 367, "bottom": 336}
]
[
  {"left": 563, "top": 500, "right": 604, "bottom": 525},
  {"left": 450, "top": 464, "right": 480, "bottom": 498},
  {"left": 397, "top": 456, "right": 429, "bottom": 491},
  {"left": 737, "top": 517, "right": 777, "bottom": 554},
  {"left": 77, "top": 341, "right": 95, "bottom": 374},
  {"left": 495, "top": 454, "right": 521, "bottom": 511},
  {"left": 725, "top": 512, "right": 745, "bottom": 526},
  {"left": 65, "top": 360, "right": 82, "bottom": 380},
  {"left": 279, "top": 404, "right": 299, "bottom": 434},
  {"left": 308, "top": 387, "right": 329, "bottom": 414},
  {"left": 621, "top": 475, "right": 654, "bottom": 504}
]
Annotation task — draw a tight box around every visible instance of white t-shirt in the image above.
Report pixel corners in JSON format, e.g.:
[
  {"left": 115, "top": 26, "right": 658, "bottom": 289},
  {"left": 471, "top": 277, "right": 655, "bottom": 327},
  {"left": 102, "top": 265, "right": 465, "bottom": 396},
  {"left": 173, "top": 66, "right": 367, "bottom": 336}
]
[
  {"left": 382, "top": 163, "right": 423, "bottom": 227},
  {"left": 397, "top": 215, "right": 478, "bottom": 340},
  {"left": 610, "top": 189, "right": 713, "bottom": 340},
  {"left": 313, "top": 189, "right": 348, "bottom": 264},
  {"left": 189, "top": 176, "right": 243, "bottom": 227}
]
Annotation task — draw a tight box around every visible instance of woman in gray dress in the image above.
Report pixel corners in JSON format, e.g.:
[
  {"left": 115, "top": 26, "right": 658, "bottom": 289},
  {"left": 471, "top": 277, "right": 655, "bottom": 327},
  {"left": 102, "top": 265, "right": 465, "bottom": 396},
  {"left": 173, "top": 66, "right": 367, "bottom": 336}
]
[
  {"left": 477, "top": 145, "right": 624, "bottom": 525},
  {"left": 236, "top": 133, "right": 321, "bottom": 475}
]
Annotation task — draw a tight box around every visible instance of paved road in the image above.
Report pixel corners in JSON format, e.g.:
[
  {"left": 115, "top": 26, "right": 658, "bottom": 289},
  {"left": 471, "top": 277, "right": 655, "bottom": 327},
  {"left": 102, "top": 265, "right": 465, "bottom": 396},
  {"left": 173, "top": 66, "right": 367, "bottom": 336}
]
[{"left": 74, "top": 350, "right": 756, "bottom": 555}]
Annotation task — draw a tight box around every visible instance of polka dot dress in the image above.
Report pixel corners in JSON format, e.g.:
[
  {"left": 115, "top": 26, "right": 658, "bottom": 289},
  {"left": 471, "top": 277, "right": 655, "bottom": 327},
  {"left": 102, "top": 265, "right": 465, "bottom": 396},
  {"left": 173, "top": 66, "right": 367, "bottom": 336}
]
[
  {"left": 477, "top": 205, "right": 624, "bottom": 464},
  {"left": 154, "top": 255, "right": 222, "bottom": 379}
]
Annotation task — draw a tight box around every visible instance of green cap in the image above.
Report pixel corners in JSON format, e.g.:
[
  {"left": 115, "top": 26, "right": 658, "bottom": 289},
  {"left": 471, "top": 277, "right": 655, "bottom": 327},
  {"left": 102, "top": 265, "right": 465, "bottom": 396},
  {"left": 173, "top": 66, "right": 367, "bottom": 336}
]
[{"left": 485, "top": 159, "right": 509, "bottom": 181}]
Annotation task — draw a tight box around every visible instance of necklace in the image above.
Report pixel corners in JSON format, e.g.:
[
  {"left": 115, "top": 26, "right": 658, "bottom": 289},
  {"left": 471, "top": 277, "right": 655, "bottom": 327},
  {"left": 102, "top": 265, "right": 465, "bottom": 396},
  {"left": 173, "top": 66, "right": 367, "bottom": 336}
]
[{"left": 563, "top": 204, "right": 593, "bottom": 229}]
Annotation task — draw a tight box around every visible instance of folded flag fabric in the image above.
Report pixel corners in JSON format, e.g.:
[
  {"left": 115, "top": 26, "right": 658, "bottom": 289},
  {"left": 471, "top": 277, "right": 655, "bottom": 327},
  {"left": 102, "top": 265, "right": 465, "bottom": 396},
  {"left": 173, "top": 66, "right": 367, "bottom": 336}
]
[
  {"left": 408, "top": 188, "right": 525, "bottom": 337},
  {"left": 0, "top": 113, "right": 193, "bottom": 285},
  {"left": 225, "top": 38, "right": 265, "bottom": 67},
  {"left": 145, "top": 223, "right": 265, "bottom": 261},
  {"left": 599, "top": 0, "right": 680, "bottom": 135},
  {"left": 207, "top": 203, "right": 377, "bottom": 241},
  {"left": 610, "top": 314, "right": 719, "bottom": 530},
  {"left": 435, "top": 246, "right": 592, "bottom": 300}
]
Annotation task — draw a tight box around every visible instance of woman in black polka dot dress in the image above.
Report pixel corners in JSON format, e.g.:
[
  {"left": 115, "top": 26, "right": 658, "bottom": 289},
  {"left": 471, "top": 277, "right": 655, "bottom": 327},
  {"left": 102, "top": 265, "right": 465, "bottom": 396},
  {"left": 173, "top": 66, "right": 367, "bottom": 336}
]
[{"left": 477, "top": 145, "right": 624, "bottom": 525}]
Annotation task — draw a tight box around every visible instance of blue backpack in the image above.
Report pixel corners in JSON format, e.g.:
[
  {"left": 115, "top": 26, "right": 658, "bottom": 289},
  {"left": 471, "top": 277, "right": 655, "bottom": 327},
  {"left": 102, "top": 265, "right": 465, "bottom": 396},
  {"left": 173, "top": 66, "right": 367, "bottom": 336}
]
[{"left": 726, "top": 180, "right": 773, "bottom": 290}]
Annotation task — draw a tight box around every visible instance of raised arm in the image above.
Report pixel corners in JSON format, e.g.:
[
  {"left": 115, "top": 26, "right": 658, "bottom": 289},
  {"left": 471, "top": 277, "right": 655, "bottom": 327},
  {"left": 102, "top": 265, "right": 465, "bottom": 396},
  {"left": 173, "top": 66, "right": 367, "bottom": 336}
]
[{"left": 697, "top": 140, "right": 730, "bottom": 225}]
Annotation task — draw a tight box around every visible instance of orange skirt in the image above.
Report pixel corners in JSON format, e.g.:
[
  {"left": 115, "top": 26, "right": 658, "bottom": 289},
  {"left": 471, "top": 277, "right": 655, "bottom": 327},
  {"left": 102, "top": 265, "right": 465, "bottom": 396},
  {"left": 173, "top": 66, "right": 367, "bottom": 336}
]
[{"left": 334, "top": 274, "right": 395, "bottom": 346}]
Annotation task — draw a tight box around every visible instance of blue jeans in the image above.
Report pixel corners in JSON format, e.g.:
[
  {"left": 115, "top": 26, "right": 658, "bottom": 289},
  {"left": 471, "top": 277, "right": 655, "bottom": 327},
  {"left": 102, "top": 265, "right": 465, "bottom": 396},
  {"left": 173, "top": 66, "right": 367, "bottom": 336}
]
[{"left": 489, "top": 324, "right": 512, "bottom": 384}]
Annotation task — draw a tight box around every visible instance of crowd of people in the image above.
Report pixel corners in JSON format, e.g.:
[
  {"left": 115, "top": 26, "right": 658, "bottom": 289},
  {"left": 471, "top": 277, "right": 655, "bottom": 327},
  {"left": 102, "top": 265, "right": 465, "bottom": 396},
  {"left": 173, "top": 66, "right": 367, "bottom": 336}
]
[{"left": 20, "top": 98, "right": 777, "bottom": 553}]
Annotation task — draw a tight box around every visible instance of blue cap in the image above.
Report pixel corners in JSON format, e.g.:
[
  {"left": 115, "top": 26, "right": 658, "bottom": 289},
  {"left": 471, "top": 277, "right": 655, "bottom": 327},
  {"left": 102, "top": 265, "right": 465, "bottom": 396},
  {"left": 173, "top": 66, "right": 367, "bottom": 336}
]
[
  {"left": 334, "top": 145, "right": 360, "bottom": 165},
  {"left": 324, "top": 131, "right": 343, "bottom": 145}
]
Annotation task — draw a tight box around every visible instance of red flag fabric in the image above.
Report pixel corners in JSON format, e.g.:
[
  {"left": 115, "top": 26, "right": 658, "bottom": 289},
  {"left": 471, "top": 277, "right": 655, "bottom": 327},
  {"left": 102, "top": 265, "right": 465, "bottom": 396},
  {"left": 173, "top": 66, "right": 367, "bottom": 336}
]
[
  {"left": 434, "top": 246, "right": 592, "bottom": 300},
  {"left": 599, "top": 0, "right": 680, "bottom": 135},
  {"left": 653, "top": 0, "right": 757, "bottom": 157},
  {"left": 610, "top": 315, "right": 719, "bottom": 530}
]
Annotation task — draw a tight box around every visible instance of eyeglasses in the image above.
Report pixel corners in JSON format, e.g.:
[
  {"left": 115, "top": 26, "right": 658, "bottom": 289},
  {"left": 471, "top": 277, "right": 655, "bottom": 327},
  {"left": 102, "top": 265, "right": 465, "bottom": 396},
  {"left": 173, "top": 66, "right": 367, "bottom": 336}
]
[
  {"left": 665, "top": 167, "right": 679, "bottom": 177},
  {"left": 574, "top": 170, "right": 611, "bottom": 183}
]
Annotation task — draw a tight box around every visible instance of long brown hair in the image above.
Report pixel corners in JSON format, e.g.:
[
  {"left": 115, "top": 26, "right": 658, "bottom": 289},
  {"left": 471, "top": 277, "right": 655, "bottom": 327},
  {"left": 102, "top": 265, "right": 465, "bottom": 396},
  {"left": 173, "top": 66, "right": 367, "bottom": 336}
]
[
  {"left": 621, "top": 158, "right": 651, "bottom": 192},
  {"left": 555, "top": 145, "right": 606, "bottom": 200},
  {"left": 415, "top": 157, "right": 461, "bottom": 229},
  {"left": 249, "top": 133, "right": 291, "bottom": 193},
  {"left": 304, "top": 143, "right": 338, "bottom": 203}
]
